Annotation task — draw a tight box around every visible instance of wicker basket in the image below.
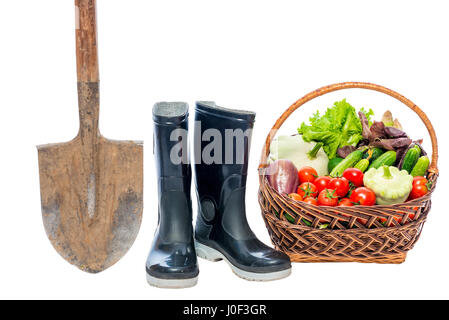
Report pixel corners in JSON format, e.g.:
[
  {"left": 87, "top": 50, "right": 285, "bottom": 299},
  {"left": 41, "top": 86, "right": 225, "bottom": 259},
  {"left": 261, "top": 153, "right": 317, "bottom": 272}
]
[{"left": 258, "top": 82, "right": 438, "bottom": 264}]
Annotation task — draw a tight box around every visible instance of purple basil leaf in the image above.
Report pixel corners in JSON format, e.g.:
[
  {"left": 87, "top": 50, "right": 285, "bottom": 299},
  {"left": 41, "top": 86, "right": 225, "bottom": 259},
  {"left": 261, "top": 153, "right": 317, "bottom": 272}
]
[
  {"left": 358, "top": 139, "right": 369, "bottom": 147},
  {"left": 370, "top": 121, "right": 386, "bottom": 140},
  {"left": 391, "top": 137, "right": 413, "bottom": 148},
  {"left": 371, "top": 138, "right": 412, "bottom": 151},
  {"left": 384, "top": 126, "right": 408, "bottom": 138},
  {"left": 358, "top": 112, "right": 371, "bottom": 140}
]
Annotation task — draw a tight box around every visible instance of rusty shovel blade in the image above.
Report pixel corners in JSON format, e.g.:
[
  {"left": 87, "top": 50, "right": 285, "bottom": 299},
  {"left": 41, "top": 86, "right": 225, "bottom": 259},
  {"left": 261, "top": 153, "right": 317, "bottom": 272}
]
[
  {"left": 37, "top": 138, "right": 143, "bottom": 273},
  {"left": 37, "top": 84, "right": 143, "bottom": 273}
]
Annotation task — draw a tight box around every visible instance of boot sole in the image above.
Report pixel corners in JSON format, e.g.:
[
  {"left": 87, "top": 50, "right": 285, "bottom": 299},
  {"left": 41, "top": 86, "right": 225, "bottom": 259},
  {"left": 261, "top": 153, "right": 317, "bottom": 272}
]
[
  {"left": 146, "top": 273, "right": 198, "bottom": 289},
  {"left": 195, "top": 241, "right": 292, "bottom": 282}
]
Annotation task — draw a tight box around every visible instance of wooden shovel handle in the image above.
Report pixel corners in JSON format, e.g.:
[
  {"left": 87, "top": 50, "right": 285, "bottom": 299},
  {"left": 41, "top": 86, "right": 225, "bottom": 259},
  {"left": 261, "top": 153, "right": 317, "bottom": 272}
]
[
  {"left": 74, "top": 0, "right": 100, "bottom": 139},
  {"left": 75, "top": 0, "right": 99, "bottom": 82},
  {"left": 259, "top": 82, "right": 439, "bottom": 176}
]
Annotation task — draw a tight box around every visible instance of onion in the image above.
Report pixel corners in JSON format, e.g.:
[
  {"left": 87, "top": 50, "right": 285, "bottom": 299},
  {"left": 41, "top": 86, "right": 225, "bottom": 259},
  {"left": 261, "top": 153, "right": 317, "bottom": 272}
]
[{"left": 266, "top": 160, "right": 299, "bottom": 195}]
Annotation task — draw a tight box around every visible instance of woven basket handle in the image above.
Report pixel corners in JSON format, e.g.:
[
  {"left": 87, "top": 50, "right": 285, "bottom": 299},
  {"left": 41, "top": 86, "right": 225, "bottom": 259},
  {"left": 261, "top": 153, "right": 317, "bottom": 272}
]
[{"left": 259, "top": 82, "right": 439, "bottom": 176}]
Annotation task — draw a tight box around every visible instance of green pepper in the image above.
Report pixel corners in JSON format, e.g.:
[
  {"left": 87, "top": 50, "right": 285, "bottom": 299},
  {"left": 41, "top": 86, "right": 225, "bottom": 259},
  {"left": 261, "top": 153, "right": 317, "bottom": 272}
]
[{"left": 363, "top": 166, "right": 413, "bottom": 205}]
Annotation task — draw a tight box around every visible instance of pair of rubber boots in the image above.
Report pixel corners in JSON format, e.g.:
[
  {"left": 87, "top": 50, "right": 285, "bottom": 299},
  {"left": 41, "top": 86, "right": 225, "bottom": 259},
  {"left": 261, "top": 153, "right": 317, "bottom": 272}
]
[{"left": 146, "top": 101, "right": 291, "bottom": 288}]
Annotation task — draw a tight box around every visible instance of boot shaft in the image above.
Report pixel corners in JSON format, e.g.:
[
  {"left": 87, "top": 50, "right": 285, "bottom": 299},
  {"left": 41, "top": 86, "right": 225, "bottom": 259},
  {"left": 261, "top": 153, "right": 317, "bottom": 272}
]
[
  {"left": 193, "top": 101, "right": 255, "bottom": 204},
  {"left": 153, "top": 102, "right": 191, "bottom": 194},
  {"left": 153, "top": 102, "right": 192, "bottom": 243}
]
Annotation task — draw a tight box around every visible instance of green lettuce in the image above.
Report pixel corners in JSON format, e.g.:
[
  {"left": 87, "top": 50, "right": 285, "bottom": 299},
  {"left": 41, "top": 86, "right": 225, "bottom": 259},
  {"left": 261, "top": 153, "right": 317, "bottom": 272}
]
[{"left": 298, "top": 99, "right": 373, "bottom": 159}]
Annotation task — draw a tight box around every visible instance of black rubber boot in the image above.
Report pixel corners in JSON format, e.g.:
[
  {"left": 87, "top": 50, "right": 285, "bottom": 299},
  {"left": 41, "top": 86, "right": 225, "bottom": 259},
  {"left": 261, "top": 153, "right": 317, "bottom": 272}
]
[
  {"left": 193, "top": 101, "right": 291, "bottom": 281},
  {"left": 146, "top": 102, "right": 199, "bottom": 288}
]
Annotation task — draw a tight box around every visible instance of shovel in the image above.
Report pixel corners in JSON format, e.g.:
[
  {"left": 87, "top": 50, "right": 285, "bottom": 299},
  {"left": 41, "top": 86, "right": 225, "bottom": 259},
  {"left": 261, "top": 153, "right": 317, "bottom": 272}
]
[{"left": 37, "top": 0, "right": 143, "bottom": 273}]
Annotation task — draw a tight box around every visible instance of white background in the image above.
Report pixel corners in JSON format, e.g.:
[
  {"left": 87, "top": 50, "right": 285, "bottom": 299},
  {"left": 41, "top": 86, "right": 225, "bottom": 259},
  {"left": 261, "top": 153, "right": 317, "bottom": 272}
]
[{"left": 0, "top": 0, "right": 448, "bottom": 300}]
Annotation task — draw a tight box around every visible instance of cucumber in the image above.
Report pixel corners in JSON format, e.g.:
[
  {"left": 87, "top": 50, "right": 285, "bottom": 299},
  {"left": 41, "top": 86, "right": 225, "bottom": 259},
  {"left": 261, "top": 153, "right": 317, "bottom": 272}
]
[
  {"left": 275, "top": 210, "right": 295, "bottom": 223},
  {"left": 363, "top": 147, "right": 384, "bottom": 162},
  {"left": 368, "top": 150, "right": 397, "bottom": 170},
  {"left": 328, "top": 157, "right": 344, "bottom": 173},
  {"left": 401, "top": 145, "right": 421, "bottom": 173},
  {"left": 330, "top": 150, "right": 364, "bottom": 177},
  {"left": 354, "top": 159, "right": 370, "bottom": 172},
  {"left": 410, "top": 156, "right": 430, "bottom": 177}
]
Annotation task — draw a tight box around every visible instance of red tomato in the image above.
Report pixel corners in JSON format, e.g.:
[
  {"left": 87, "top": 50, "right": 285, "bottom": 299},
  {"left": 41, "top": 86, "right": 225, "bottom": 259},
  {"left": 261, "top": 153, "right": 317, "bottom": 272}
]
[
  {"left": 298, "top": 166, "right": 318, "bottom": 183},
  {"left": 413, "top": 176, "right": 428, "bottom": 186},
  {"left": 336, "top": 198, "right": 367, "bottom": 224},
  {"left": 408, "top": 176, "right": 429, "bottom": 200},
  {"left": 328, "top": 177, "right": 350, "bottom": 197},
  {"left": 342, "top": 168, "right": 364, "bottom": 187},
  {"left": 409, "top": 184, "right": 428, "bottom": 200},
  {"left": 350, "top": 187, "right": 376, "bottom": 206},
  {"left": 357, "top": 217, "right": 369, "bottom": 225},
  {"left": 303, "top": 196, "right": 318, "bottom": 206},
  {"left": 336, "top": 198, "right": 354, "bottom": 222},
  {"left": 380, "top": 217, "right": 399, "bottom": 227},
  {"left": 338, "top": 198, "right": 354, "bottom": 207},
  {"left": 314, "top": 176, "right": 331, "bottom": 193},
  {"left": 380, "top": 213, "right": 409, "bottom": 227},
  {"left": 317, "top": 189, "right": 338, "bottom": 206},
  {"left": 404, "top": 212, "right": 416, "bottom": 222},
  {"left": 297, "top": 182, "right": 318, "bottom": 198},
  {"left": 288, "top": 193, "right": 303, "bottom": 201}
]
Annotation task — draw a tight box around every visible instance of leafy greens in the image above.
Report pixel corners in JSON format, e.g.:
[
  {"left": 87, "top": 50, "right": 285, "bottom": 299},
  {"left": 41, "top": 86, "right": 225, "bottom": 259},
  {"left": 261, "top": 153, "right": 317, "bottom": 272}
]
[{"left": 298, "top": 99, "right": 373, "bottom": 159}]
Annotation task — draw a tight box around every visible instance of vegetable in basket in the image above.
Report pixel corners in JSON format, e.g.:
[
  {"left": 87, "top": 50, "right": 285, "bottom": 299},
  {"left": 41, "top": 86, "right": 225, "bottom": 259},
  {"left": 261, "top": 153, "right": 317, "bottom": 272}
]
[
  {"left": 349, "top": 187, "right": 376, "bottom": 206},
  {"left": 338, "top": 198, "right": 354, "bottom": 207},
  {"left": 314, "top": 175, "right": 331, "bottom": 193},
  {"left": 363, "top": 166, "right": 413, "bottom": 205},
  {"left": 363, "top": 147, "right": 384, "bottom": 162},
  {"left": 269, "top": 135, "right": 329, "bottom": 176},
  {"left": 358, "top": 111, "right": 412, "bottom": 163},
  {"left": 329, "top": 150, "right": 364, "bottom": 177},
  {"left": 297, "top": 182, "right": 319, "bottom": 198},
  {"left": 317, "top": 189, "right": 339, "bottom": 206},
  {"left": 400, "top": 144, "right": 421, "bottom": 173},
  {"left": 368, "top": 150, "right": 397, "bottom": 170},
  {"left": 354, "top": 159, "right": 370, "bottom": 172},
  {"left": 342, "top": 168, "right": 364, "bottom": 187},
  {"left": 298, "top": 166, "right": 318, "bottom": 183},
  {"left": 266, "top": 159, "right": 299, "bottom": 195},
  {"left": 411, "top": 156, "right": 430, "bottom": 177},
  {"left": 409, "top": 176, "right": 430, "bottom": 200},
  {"left": 298, "top": 99, "right": 374, "bottom": 160},
  {"left": 328, "top": 157, "right": 344, "bottom": 172},
  {"left": 381, "top": 110, "right": 403, "bottom": 129},
  {"left": 328, "top": 177, "right": 350, "bottom": 197},
  {"left": 289, "top": 193, "right": 303, "bottom": 201}
]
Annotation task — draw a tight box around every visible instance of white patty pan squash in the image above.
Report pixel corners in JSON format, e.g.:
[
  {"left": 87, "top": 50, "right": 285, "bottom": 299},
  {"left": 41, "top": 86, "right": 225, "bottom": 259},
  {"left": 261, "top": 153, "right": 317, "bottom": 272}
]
[
  {"left": 363, "top": 166, "right": 413, "bottom": 205},
  {"left": 269, "top": 135, "right": 329, "bottom": 176}
]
